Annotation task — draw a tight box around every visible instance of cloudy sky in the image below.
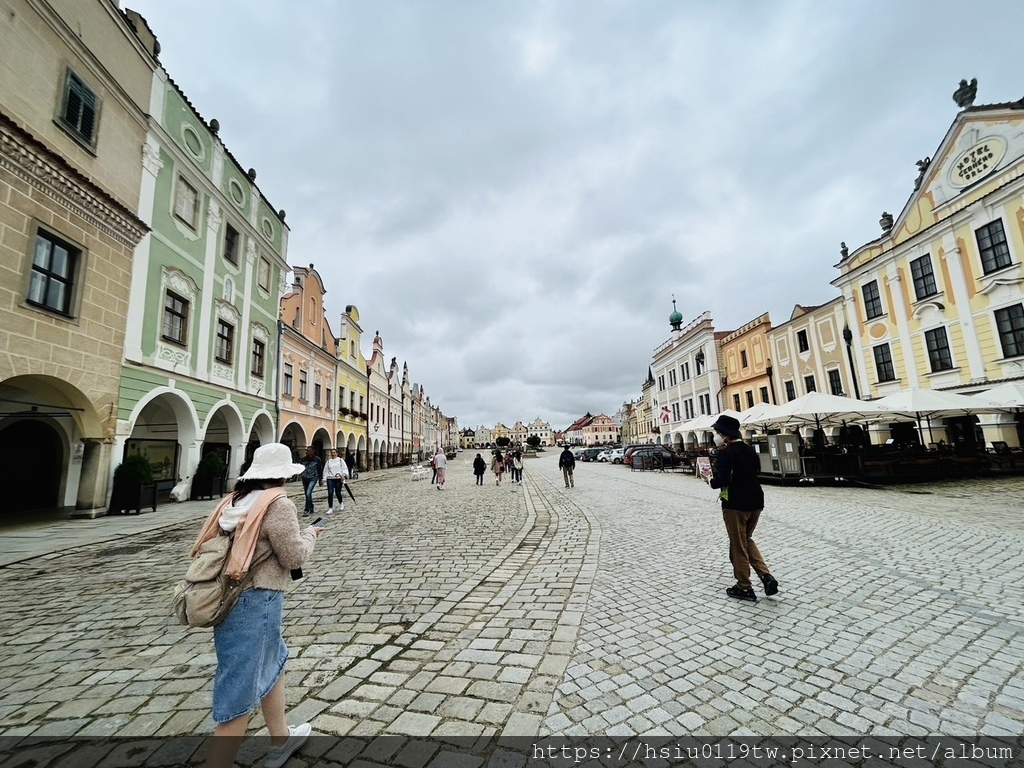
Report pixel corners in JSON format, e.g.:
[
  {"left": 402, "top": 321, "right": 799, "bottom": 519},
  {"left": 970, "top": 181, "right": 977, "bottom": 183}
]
[{"left": 126, "top": 0, "right": 1022, "bottom": 432}]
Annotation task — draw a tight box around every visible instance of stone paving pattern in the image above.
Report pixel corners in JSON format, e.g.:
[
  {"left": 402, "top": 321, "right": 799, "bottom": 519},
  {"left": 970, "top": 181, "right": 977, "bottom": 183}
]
[{"left": 1, "top": 455, "right": 1022, "bottom": 752}]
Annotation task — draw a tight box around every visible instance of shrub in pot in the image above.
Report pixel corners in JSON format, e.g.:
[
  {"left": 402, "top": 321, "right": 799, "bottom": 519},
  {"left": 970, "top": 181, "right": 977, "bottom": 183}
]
[
  {"left": 109, "top": 454, "right": 157, "bottom": 515},
  {"left": 191, "top": 452, "right": 227, "bottom": 500}
]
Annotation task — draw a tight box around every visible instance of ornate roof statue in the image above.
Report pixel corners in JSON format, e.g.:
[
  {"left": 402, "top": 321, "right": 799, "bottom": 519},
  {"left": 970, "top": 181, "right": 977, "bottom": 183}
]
[
  {"left": 879, "top": 212, "right": 894, "bottom": 233},
  {"left": 840, "top": 242, "right": 849, "bottom": 260},
  {"left": 953, "top": 78, "right": 977, "bottom": 108},
  {"left": 913, "top": 157, "right": 931, "bottom": 190}
]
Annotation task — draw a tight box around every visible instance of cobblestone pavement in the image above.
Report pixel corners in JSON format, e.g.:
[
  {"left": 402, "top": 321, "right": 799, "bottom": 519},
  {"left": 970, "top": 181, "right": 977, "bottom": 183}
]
[{"left": 1, "top": 456, "right": 1022, "bottom": 754}]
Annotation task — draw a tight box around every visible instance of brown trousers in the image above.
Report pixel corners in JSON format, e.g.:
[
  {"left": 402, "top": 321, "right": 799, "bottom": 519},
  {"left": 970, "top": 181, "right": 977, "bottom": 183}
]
[{"left": 722, "top": 507, "right": 769, "bottom": 590}]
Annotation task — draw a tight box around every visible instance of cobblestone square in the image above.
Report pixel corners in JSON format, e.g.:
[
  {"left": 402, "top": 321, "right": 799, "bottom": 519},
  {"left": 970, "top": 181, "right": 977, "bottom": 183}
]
[{"left": 1, "top": 457, "right": 1022, "bottom": 754}]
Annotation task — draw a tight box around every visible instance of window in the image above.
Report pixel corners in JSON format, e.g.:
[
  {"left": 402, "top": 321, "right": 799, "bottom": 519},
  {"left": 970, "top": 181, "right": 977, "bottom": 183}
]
[
  {"left": 669, "top": 369, "right": 677, "bottom": 386},
  {"left": 162, "top": 291, "right": 189, "bottom": 345},
  {"left": 671, "top": 403, "right": 680, "bottom": 420},
  {"left": 804, "top": 375, "right": 816, "bottom": 393},
  {"left": 994, "top": 304, "right": 1024, "bottom": 358},
  {"left": 283, "top": 363, "right": 293, "bottom": 395},
  {"left": 745, "top": 390, "right": 754, "bottom": 408},
  {"left": 350, "top": 340, "right": 356, "bottom": 358},
  {"left": 28, "top": 231, "right": 78, "bottom": 316},
  {"left": 910, "top": 254, "right": 938, "bottom": 300},
  {"left": 733, "top": 393, "right": 742, "bottom": 411},
  {"left": 695, "top": 355, "right": 705, "bottom": 375},
  {"left": 699, "top": 394, "right": 710, "bottom": 415},
  {"left": 223, "top": 224, "right": 239, "bottom": 265},
  {"left": 258, "top": 256, "right": 271, "bottom": 292},
  {"left": 299, "top": 369, "right": 308, "bottom": 400},
  {"left": 924, "top": 327, "right": 954, "bottom": 372},
  {"left": 873, "top": 345, "right": 896, "bottom": 382},
  {"left": 828, "top": 369, "right": 843, "bottom": 396},
  {"left": 314, "top": 383, "right": 321, "bottom": 407},
  {"left": 862, "top": 280, "right": 883, "bottom": 319},
  {"left": 976, "top": 220, "right": 1012, "bottom": 274},
  {"left": 784, "top": 380, "right": 796, "bottom": 402},
  {"left": 796, "top": 330, "right": 809, "bottom": 353},
  {"left": 326, "top": 388, "right": 332, "bottom": 410},
  {"left": 174, "top": 177, "right": 199, "bottom": 228},
  {"left": 59, "top": 71, "right": 98, "bottom": 145},
  {"left": 215, "top": 320, "right": 234, "bottom": 364},
  {"left": 740, "top": 350, "right": 748, "bottom": 368},
  {"left": 759, "top": 386, "right": 769, "bottom": 404},
  {"left": 682, "top": 362, "right": 690, "bottom": 381},
  {"left": 658, "top": 375, "right": 665, "bottom": 391},
  {"left": 251, "top": 339, "right": 265, "bottom": 377}
]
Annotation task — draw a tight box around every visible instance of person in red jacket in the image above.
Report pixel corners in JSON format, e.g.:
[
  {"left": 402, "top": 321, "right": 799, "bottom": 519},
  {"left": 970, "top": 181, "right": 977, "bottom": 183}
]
[{"left": 706, "top": 415, "right": 779, "bottom": 603}]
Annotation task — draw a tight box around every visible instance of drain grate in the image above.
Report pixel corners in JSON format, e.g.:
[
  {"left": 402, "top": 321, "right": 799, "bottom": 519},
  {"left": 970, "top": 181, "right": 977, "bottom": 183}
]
[{"left": 91, "top": 544, "right": 154, "bottom": 558}]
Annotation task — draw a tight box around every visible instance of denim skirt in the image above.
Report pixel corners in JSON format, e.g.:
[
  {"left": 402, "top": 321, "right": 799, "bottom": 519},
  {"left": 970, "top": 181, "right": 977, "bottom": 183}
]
[{"left": 212, "top": 588, "right": 288, "bottom": 723}]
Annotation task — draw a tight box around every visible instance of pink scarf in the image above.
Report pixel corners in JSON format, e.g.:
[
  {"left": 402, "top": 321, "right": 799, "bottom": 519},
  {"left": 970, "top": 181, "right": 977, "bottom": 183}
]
[{"left": 190, "top": 489, "right": 286, "bottom": 580}]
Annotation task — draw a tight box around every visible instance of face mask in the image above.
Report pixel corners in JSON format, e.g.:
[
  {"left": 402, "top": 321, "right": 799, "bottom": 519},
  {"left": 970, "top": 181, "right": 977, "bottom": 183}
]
[{"left": 713, "top": 434, "right": 726, "bottom": 447}]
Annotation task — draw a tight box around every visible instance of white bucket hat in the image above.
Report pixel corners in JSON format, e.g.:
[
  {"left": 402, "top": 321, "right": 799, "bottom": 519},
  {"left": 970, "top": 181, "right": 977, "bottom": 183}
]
[{"left": 239, "top": 443, "right": 305, "bottom": 480}]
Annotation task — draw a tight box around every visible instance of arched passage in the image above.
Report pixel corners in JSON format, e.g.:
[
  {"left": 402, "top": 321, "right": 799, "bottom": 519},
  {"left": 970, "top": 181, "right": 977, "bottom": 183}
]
[{"left": 0, "top": 418, "right": 63, "bottom": 513}]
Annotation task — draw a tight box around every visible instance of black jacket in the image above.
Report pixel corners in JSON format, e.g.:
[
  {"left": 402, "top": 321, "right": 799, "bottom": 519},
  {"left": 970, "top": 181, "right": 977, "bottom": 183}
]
[
  {"left": 709, "top": 440, "right": 764, "bottom": 511},
  {"left": 473, "top": 456, "right": 487, "bottom": 474},
  {"left": 558, "top": 449, "right": 575, "bottom": 469}
]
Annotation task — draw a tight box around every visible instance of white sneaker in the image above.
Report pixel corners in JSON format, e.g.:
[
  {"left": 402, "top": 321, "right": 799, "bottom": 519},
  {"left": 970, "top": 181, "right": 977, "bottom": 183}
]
[
  {"left": 326, "top": 508, "right": 333, "bottom": 515},
  {"left": 339, "top": 503, "right": 345, "bottom": 511},
  {"left": 264, "top": 723, "right": 311, "bottom": 768}
]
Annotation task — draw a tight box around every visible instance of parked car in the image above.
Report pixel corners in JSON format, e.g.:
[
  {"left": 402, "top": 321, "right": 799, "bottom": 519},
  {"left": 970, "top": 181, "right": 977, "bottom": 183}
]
[
  {"left": 624, "top": 446, "right": 684, "bottom": 468},
  {"left": 606, "top": 448, "right": 625, "bottom": 464},
  {"left": 596, "top": 449, "right": 613, "bottom": 462},
  {"left": 578, "top": 448, "right": 603, "bottom": 462}
]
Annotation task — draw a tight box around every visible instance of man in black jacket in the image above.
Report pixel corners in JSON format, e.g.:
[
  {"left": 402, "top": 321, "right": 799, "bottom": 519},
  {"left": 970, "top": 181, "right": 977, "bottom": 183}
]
[
  {"left": 558, "top": 446, "right": 576, "bottom": 488},
  {"left": 707, "top": 415, "right": 779, "bottom": 602}
]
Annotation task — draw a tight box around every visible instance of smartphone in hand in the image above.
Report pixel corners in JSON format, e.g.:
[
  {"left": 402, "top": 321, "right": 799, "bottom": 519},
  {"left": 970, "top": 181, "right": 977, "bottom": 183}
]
[{"left": 311, "top": 517, "right": 327, "bottom": 527}]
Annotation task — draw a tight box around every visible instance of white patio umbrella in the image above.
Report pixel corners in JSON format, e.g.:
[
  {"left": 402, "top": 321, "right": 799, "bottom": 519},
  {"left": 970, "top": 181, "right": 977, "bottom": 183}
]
[
  {"left": 678, "top": 410, "right": 742, "bottom": 444},
  {"left": 974, "top": 381, "right": 1024, "bottom": 409},
  {"left": 770, "top": 392, "right": 890, "bottom": 430},
  {"left": 738, "top": 402, "right": 786, "bottom": 431},
  {"left": 871, "top": 388, "right": 1004, "bottom": 443}
]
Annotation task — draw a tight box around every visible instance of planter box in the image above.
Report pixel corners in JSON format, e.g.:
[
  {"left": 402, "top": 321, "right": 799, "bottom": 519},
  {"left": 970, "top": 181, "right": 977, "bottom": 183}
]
[
  {"left": 190, "top": 473, "right": 227, "bottom": 501},
  {"left": 109, "top": 482, "right": 158, "bottom": 515}
]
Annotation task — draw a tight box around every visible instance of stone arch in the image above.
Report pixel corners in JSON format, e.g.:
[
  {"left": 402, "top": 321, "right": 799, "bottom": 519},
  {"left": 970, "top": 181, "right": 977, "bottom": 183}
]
[
  {"left": 280, "top": 421, "right": 307, "bottom": 460},
  {"left": 119, "top": 387, "right": 201, "bottom": 500},
  {"left": 201, "top": 400, "right": 246, "bottom": 482}
]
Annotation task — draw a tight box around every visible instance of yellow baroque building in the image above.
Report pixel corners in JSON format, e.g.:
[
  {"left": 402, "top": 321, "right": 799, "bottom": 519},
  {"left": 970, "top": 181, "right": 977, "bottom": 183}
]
[{"left": 834, "top": 83, "right": 1024, "bottom": 447}]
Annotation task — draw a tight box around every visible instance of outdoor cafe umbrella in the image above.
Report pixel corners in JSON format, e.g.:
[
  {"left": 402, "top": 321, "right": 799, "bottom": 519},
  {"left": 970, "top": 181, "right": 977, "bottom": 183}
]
[
  {"left": 738, "top": 401, "right": 785, "bottom": 432},
  {"left": 769, "top": 391, "right": 889, "bottom": 431},
  {"left": 871, "top": 388, "right": 1003, "bottom": 443},
  {"left": 973, "top": 381, "right": 1024, "bottom": 409}
]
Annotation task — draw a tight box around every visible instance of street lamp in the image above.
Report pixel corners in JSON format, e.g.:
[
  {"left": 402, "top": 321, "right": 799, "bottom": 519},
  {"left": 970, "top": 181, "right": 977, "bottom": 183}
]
[{"left": 842, "top": 325, "right": 861, "bottom": 399}]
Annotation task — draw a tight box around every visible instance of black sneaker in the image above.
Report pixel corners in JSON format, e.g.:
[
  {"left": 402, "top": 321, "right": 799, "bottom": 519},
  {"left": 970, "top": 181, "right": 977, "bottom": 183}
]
[
  {"left": 726, "top": 586, "right": 757, "bottom": 602},
  {"left": 760, "top": 573, "right": 779, "bottom": 596}
]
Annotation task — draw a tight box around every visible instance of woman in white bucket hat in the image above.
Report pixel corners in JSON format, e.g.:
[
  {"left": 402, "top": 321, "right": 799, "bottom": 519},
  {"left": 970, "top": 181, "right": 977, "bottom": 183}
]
[{"left": 195, "top": 443, "right": 324, "bottom": 768}]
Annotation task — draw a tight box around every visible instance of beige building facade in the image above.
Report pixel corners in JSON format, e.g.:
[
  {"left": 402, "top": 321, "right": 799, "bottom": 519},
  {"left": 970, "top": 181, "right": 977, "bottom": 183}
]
[{"left": 0, "top": 0, "right": 152, "bottom": 514}]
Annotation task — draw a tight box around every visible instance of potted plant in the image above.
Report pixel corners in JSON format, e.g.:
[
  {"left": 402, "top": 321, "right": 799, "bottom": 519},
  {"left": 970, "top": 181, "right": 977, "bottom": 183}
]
[
  {"left": 109, "top": 454, "right": 158, "bottom": 515},
  {"left": 190, "top": 452, "right": 228, "bottom": 500}
]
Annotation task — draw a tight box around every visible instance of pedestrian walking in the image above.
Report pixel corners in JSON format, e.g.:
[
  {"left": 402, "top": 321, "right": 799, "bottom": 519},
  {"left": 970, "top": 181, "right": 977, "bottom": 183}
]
[
  {"left": 490, "top": 452, "right": 504, "bottom": 486},
  {"left": 705, "top": 415, "right": 779, "bottom": 603},
  {"left": 473, "top": 453, "right": 487, "bottom": 485},
  {"left": 511, "top": 450, "right": 524, "bottom": 485},
  {"left": 429, "top": 452, "right": 438, "bottom": 484},
  {"left": 433, "top": 448, "right": 448, "bottom": 490},
  {"left": 195, "top": 443, "right": 325, "bottom": 768},
  {"left": 558, "top": 445, "right": 575, "bottom": 488},
  {"left": 299, "top": 446, "right": 322, "bottom": 517},
  {"left": 322, "top": 448, "right": 348, "bottom": 514}
]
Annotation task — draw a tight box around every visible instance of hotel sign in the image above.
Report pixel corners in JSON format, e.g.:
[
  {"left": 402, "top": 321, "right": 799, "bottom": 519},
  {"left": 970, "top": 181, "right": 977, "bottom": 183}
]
[{"left": 949, "top": 136, "right": 1005, "bottom": 188}]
